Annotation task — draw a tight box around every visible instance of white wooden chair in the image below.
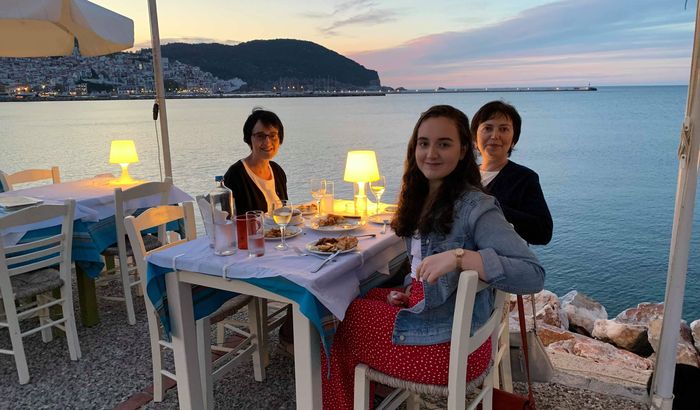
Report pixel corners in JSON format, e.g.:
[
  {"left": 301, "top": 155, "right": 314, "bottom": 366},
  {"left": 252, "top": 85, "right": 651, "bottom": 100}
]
[
  {"left": 98, "top": 181, "right": 172, "bottom": 325},
  {"left": 0, "top": 199, "right": 81, "bottom": 384},
  {"left": 124, "top": 203, "right": 266, "bottom": 408},
  {"left": 353, "top": 271, "right": 507, "bottom": 410},
  {"left": 492, "top": 296, "right": 514, "bottom": 392},
  {"left": 0, "top": 166, "right": 61, "bottom": 192}
]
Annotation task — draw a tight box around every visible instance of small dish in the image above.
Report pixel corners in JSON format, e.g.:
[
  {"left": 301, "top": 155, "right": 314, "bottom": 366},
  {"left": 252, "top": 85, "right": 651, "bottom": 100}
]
[
  {"left": 297, "top": 202, "right": 318, "bottom": 216},
  {"left": 383, "top": 205, "right": 398, "bottom": 213},
  {"left": 368, "top": 213, "right": 394, "bottom": 225},
  {"left": 305, "top": 239, "right": 358, "bottom": 255},
  {"left": 309, "top": 215, "right": 363, "bottom": 232},
  {"left": 264, "top": 225, "right": 302, "bottom": 241}
]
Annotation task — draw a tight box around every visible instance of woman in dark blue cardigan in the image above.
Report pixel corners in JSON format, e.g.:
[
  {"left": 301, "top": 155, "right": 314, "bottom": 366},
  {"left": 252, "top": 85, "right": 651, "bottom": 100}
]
[{"left": 471, "top": 101, "right": 553, "bottom": 245}]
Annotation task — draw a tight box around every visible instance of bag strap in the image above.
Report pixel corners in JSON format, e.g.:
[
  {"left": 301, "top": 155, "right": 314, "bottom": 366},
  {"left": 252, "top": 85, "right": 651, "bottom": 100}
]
[
  {"left": 517, "top": 295, "right": 536, "bottom": 406},
  {"left": 530, "top": 294, "right": 538, "bottom": 334}
]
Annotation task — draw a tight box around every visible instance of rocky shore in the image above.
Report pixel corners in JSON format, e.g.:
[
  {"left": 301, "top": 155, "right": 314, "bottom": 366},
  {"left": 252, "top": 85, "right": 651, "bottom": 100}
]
[{"left": 507, "top": 290, "right": 700, "bottom": 402}]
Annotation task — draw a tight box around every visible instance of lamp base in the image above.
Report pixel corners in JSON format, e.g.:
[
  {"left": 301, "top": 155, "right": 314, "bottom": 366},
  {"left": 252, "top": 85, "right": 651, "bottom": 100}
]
[
  {"left": 109, "top": 164, "right": 139, "bottom": 185},
  {"left": 353, "top": 194, "right": 368, "bottom": 218}
]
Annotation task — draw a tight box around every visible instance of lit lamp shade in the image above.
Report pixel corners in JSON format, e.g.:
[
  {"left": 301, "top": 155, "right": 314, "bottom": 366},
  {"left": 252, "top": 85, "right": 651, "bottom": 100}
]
[
  {"left": 343, "top": 150, "right": 380, "bottom": 183},
  {"left": 344, "top": 150, "right": 380, "bottom": 216},
  {"left": 109, "top": 140, "right": 139, "bottom": 184}
]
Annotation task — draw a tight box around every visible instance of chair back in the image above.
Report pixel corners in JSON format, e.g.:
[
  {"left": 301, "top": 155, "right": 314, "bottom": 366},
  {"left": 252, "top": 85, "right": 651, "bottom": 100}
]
[
  {"left": 0, "top": 200, "right": 75, "bottom": 294},
  {"left": 113, "top": 180, "right": 173, "bottom": 264},
  {"left": 123, "top": 202, "right": 196, "bottom": 296},
  {"left": 0, "top": 167, "right": 61, "bottom": 192},
  {"left": 448, "top": 270, "right": 507, "bottom": 409}
]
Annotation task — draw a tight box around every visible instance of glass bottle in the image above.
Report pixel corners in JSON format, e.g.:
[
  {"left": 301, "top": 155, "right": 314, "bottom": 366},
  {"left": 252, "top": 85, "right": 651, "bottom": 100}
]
[{"left": 207, "top": 175, "right": 236, "bottom": 255}]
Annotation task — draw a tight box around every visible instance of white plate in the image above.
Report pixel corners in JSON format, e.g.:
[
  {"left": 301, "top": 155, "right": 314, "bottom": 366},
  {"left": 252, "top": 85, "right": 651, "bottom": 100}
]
[
  {"left": 264, "top": 210, "right": 304, "bottom": 227},
  {"left": 308, "top": 215, "right": 363, "bottom": 232},
  {"left": 368, "top": 213, "right": 394, "bottom": 225},
  {"left": 305, "top": 240, "right": 358, "bottom": 255},
  {"left": 0, "top": 196, "right": 43, "bottom": 209},
  {"left": 264, "top": 225, "right": 302, "bottom": 241},
  {"left": 297, "top": 202, "right": 318, "bottom": 216}
]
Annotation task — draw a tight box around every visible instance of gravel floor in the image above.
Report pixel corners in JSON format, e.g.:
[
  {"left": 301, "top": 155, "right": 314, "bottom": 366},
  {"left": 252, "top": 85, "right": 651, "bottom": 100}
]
[{"left": 1, "top": 279, "right": 648, "bottom": 410}]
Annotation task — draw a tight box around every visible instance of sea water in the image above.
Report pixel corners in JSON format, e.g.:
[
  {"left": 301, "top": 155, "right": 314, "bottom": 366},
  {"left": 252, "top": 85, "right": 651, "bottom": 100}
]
[{"left": 1, "top": 86, "right": 698, "bottom": 320}]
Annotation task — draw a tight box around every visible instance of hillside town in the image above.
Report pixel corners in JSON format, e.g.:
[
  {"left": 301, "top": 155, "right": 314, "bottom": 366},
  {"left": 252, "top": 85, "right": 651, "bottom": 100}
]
[{"left": 0, "top": 48, "right": 245, "bottom": 100}]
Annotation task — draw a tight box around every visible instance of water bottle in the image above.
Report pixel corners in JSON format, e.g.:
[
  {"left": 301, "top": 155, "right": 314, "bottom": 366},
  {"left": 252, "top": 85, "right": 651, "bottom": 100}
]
[{"left": 207, "top": 176, "right": 237, "bottom": 255}]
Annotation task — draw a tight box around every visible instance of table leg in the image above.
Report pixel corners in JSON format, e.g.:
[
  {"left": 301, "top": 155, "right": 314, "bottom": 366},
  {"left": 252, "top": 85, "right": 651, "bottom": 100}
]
[
  {"left": 166, "top": 272, "right": 204, "bottom": 409},
  {"left": 76, "top": 264, "right": 100, "bottom": 327},
  {"left": 292, "top": 305, "right": 322, "bottom": 410}
]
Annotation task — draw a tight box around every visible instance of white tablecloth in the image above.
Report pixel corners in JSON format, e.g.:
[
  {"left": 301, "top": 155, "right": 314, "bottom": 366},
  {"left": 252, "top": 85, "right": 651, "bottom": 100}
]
[
  {"left": 148, "top": 222, "right": 404, "bottom": 320},
  {"left": 0, "top": 175, "right": 192, "bottom": 245}
]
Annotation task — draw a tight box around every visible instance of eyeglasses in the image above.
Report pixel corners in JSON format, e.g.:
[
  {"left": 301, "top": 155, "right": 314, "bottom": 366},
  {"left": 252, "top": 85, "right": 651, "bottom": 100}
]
[{"left": 252, "top": 132, "right": 280, "bottom": 143}]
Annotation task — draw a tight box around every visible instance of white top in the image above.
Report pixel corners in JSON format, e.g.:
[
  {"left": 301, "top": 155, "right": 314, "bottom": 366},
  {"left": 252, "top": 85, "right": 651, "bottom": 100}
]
[
  {"left": 409, "top": 235, "right": 422, "bottom": 279},
  {"left": 242, "top": 160, "right": 281, "bottom": 211},
  {"left": 480, "top": 169, "right": 500, "bottom": 186}
]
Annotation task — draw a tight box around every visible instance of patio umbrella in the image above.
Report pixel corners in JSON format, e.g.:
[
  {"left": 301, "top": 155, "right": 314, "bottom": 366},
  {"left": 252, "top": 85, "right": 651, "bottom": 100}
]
[
  {"left": 0, "top": 0, "right": 133, "bottom": 57},
  {"left": 649, "top": 3, "right": 700, "bottom": 410}
]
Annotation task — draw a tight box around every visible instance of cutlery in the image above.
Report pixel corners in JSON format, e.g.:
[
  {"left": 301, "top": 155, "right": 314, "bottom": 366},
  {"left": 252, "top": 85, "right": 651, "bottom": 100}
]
[
  {"left": 381, "top": 219, "right": 389, "bottom": 234},
  {"left": 311, "top": 250, "right": 340, "bottom": 272},
  {"left": 354, "top": 234, "right": 376, "bottom": 239},
  {"left": 292, "top": 245, "right": 336, "bottom": 261}
]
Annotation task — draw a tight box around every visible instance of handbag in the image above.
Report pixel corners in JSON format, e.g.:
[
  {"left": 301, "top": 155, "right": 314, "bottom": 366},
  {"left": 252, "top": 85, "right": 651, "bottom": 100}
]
[
  {"left": 482, "top": 296, "right": 535, "bottom": 409},
  {"left": 509, "top": 295, "right": 554, "bottom": 383}
]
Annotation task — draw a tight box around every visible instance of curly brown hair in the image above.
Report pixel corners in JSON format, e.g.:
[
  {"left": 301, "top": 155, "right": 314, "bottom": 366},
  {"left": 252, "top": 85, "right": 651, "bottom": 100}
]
[{"left": 391, "top": 105, "right": 482, "bottom": 237}]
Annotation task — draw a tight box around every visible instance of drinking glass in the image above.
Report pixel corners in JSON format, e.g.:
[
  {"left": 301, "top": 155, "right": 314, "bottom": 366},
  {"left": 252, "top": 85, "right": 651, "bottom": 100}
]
[
  {"left": 370, "top": 175, "right": 386, "bottom": 215},
  {"left": 320, "top": 180, "right": 334, "bottom": 215},
  {"left": 309, "top": 179, "right": 326, "bottom": 217},
  {"left": 271, "top": 200, "right": 293, "bottom": 251},
  {"left": 246, "top": 211, "right": 265, "bottom": 257}
]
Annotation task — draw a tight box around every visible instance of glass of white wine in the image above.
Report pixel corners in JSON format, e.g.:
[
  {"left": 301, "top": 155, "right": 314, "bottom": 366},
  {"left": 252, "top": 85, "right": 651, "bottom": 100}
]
[
  {"left": 309, "top": 179, "right": 326, "bottom": 217},
  {"left": 370, "top": 175, "right": 386, "bottom": 215},
  {"left": 272, "top": 200, "right": 293, "bottom": 251}
]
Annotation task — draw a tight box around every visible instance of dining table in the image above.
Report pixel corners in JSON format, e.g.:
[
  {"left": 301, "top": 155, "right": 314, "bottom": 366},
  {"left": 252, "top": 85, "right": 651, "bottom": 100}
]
[
  {"left": 146, "top": 209, "right": 406, "bottom": 409},
  {"left": 0, "top": 174, "right": 192, "bottom": 326}
]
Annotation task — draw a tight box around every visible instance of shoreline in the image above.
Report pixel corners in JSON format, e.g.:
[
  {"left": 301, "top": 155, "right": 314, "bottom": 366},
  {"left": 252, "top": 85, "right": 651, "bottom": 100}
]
[{"left": 0, "top": 86, "right": 600, "bottom": 103}]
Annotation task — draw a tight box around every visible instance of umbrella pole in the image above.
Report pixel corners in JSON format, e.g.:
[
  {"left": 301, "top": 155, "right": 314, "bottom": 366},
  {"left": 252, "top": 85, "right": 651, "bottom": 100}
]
[
  {"left": 148, "top": 0, "right": 173, "bottom": 181},
  {"left": 649, "top": 4, "right": 700, "bottom": 409}
]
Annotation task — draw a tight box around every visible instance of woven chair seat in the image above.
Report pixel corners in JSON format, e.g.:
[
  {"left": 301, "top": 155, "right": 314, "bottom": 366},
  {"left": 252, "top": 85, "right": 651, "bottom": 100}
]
[
  {"left": 101, "top": 234, "right": 161, "bottom": 257},
  {"left": 363, "top": 360, "right": 493, "bottom": 397},
  {"left": 208, "top": 294, "right": 254, "bottom": 324},
  {"left": 4, "top": 268, "right": 64, "bottom": 300}
]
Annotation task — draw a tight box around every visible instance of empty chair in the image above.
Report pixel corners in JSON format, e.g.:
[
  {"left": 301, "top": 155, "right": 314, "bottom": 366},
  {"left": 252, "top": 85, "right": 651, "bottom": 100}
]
[
  {"left": 124, "top": 203, "right": 267, "bottom": 408},
  {"left": 0, "top": 166, "right": 61, "bottom": 192},
  {"left": 98, "top": 181, "right": 172, "bottom": 325},
  {"left": 0, "top": 199, "right": 81, "bottom": 384},
  {"left": 353, "top": 271, "right": 507, "bottom": 410},
  {"left": 492, "top": 296, "right": 514, "bottom": 392}
]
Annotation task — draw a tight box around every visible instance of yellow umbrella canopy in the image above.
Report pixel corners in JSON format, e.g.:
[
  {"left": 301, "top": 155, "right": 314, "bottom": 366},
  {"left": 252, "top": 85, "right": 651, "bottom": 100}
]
[{"left": 0, "top": 0, "right": 133, "bottom": 57}]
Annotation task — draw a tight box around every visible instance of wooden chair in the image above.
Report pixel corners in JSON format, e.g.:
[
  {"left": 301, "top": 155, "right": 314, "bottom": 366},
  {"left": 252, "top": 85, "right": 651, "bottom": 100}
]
[
  {"left": 0, "top": 200, "right": 81, "bottom": 384},
  {"left": 353, "top": 271, "right": 507, "bottom": 410},
  {"left": 124, "top": 203, "right": 266, "bottom": 408},
  {"left": 492, "top": 296, "right": 514, "bottom": 392},
  {"left": 98, "top": 181, "right": 172, "bottom": 325},
  {"left": 0, "top": 166, "right": 61, "bottom": 192}
]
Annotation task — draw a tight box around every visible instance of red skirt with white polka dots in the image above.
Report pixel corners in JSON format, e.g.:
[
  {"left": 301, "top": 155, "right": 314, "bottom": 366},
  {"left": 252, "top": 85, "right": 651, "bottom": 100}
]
[{"left": 321, "top": 279, "right": 492, "bottom": 409}]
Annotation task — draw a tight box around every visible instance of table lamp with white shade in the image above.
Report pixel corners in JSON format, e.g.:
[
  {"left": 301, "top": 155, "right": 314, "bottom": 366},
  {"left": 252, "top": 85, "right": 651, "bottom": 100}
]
[
  {"left": 109, "top": 139, "right": 139, "bottom": 184},
  {"left": 344, "top": 150, "right": 380, "bottom": 217}
]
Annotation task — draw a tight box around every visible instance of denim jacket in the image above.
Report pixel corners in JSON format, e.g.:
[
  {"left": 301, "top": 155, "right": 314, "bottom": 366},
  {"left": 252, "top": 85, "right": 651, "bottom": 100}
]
[{"left": 392, "top": 190, "right": 545, "bottom": 345}]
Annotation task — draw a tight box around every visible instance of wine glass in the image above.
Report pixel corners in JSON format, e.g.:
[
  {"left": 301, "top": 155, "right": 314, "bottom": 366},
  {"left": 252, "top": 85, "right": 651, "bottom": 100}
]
[
  {"left": 272, "top": 200, "right": 293, "bottom": 251},
  {"left": 309, "top": 179, "right": 326, "bottom": 217},
  {"left": 369, "top": 175, "right": 386, "bottom": 215}
]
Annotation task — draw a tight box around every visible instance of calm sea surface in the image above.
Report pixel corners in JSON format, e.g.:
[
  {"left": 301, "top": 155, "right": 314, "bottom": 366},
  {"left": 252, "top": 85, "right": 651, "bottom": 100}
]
[{"left": 1, "top": 86, "right": 698, "bottom": 321}]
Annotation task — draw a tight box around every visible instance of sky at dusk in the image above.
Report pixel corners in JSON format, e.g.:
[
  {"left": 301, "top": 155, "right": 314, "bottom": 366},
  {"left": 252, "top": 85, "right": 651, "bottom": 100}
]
[{"left": 96, "top": 0, "right": 698, "bottom": 88}]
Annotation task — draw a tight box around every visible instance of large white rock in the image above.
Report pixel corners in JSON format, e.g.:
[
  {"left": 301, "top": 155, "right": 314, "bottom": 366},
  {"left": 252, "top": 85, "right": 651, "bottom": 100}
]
[
  {"left": 691, "top": 319, "right": 700, "bottom": 354},
  {"left": 591, "top": 319, "right": 652, "bottom": 355},
  {"left": 647, "top": 317, "right": 700, "bottom": 367},
  {"left": 508, "top": 290, "right": 568, "bottom": 331},
  {"left": 547, "top": 336, "right": 653, "bottom": 371},
  {"left": 560, "top": 290, "right": 607, "bottom": 336}
]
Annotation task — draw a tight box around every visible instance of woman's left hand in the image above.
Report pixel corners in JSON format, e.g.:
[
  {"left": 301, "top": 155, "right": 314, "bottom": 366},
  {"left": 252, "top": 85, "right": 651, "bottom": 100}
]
[{"left": 415, "top": 251, "right": 456, "bottom": 284}]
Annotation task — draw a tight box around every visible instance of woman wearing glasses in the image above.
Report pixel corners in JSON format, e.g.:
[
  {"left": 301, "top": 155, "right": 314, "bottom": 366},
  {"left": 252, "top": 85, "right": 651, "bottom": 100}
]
[{"left": 223, "top": 108, "right": 288, "bottom": 214}]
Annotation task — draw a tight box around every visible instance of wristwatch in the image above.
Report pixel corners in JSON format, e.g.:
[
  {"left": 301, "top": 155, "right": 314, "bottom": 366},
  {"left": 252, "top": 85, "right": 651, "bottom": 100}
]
[{"left": 454, "top": 248, "right": 465, "bottom": 271}]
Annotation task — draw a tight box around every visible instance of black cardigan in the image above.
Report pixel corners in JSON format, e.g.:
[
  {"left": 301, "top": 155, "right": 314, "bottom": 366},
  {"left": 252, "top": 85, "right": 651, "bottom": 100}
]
[
  {"left": 223, "top": 160, "right": 288, "bottom": 215},
  {"left": 485, "top": 160, "right": 553, "bottom": 245}
]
